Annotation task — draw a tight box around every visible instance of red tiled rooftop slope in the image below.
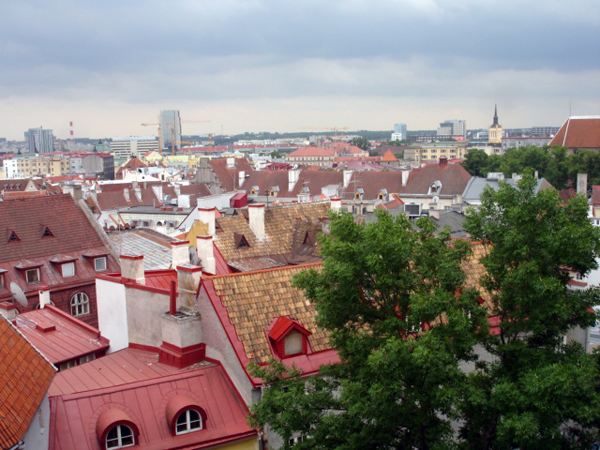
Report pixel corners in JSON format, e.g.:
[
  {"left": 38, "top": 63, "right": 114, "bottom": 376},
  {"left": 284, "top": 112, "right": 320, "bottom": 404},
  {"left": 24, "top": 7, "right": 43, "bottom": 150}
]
[
  {"left": 0, "top": 315, "right": 56, "bottom": 449},
  {"left": 549, "top": 116, "right": 600, "bottom": 148},
  {"left": 0, "top": 194, "right": 106, "bottom": 263}
]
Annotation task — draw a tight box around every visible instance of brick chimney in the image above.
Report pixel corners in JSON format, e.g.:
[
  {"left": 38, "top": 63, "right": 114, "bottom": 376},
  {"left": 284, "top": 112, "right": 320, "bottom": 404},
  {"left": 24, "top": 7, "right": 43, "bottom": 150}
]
[
  {"left": 197, "top": 236, "right": 216, "bottom": 275},
  {"left": 176, "top": 265, "right": 202, "bottom": 309},
  {"left": 120, "top": 255, "right": 145, "bottom": 285},
  {"left": 171, "top": 241, "right": 190, "bottom": 267},
  {"left": 198, "top": 207, "right": 216, "bottom": 236},
  {"left": 248, "top": 204, "right": 266, "bottom": 240}
]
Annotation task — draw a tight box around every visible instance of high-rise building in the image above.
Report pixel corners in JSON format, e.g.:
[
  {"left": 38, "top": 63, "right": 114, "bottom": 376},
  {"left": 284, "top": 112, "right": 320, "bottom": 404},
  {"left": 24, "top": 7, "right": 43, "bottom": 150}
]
[
  {"left": 159, "top": 110, "right": 182, "bottom": 151},
  {"left": 437, "top": 120, "right": 466, "bottom": 138},
  {"left": 392, "top": 123, "right": 407, "bottom": 141},
  {"left": 25, "top": 127, "right": 54, "bottom": 154}
]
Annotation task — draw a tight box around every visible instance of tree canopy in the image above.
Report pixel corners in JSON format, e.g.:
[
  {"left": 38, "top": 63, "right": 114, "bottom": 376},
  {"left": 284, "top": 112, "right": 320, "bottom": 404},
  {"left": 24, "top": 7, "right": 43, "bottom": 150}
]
[
  {"left": 461, "top": 146, "right": 600, "bottom": 190},
  {"left": 250, "top": 174, "right": 600, "bottom": 449}
]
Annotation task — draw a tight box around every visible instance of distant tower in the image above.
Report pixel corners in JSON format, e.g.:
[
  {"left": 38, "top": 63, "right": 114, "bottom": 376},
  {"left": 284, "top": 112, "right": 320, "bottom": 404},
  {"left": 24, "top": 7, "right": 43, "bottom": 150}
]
[
  {"left": 392, "top": 123, "right": 407, "bottom": 141},
  {"left": 159, "top": 110, "right": 182, "bottom": 151},
  {"left": 488, "top": 105, "right": 503, "bottom": 144},
  {"left": 69, "top": 121, "right": 74, "bottom": 141}
]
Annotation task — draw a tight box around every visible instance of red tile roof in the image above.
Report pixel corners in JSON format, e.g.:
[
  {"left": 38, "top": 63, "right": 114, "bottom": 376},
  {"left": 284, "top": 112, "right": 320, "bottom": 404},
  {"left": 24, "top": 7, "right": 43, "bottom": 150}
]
[
  {"left": 48, "top": 349, "right": 256, "bottom": 450},
  {"left": 16, "top": 305, "right": 109, "bottom": 365},
  {"left": 381, "top": 150, "right": 398, "bottom": 162},
  {"left": 401, "top": 161, "right": 471, "bottom": 196},
  {"left": 549, "top": 116, "right": 600, "bottom": 149},
  {"left": 287, "top": 147, "right": 335, "bottom": 158},
  {"left": 591, "top": 186, "right": 600, "bottom": 206},
  {"left": 209, "top": 158, "right": 254, "bottom": 192},
  {"left": 0, "top": 315, "right": 56, "bottom": 449}
]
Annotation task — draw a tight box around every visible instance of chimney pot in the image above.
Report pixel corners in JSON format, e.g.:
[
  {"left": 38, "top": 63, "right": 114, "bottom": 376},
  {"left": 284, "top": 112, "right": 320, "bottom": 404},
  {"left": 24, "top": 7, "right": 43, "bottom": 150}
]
[
  {"left": 120, "top": 255, "right": 145, "bottom": 284},
  {"left": 196, "top": 236, "right": 216, "bottom": 275}
]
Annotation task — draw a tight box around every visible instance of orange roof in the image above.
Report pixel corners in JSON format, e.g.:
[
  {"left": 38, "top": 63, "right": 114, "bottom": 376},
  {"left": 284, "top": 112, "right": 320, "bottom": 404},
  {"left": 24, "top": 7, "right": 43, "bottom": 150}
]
[
  {"left": 0, "top": 315, "right": 56, "bottom": 449},
  {"left": 549, "top": 116, "right": 600, "bottom": 149},
  {"left": 381, "top": 150, "right": 398, "bottom": 162}
]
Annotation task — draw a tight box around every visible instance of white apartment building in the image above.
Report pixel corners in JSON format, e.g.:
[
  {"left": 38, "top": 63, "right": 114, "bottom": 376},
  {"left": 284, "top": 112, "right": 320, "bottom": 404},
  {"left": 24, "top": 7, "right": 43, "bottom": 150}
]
[{"left": 110, "top": 136, "right": 159, "bottom": 159}]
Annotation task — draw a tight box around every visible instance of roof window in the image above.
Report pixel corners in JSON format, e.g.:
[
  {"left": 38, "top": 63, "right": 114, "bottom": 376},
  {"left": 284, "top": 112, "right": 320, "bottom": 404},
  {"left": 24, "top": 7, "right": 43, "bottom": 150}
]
[
  {"left": 96, "top": 408, "right": 139, "bottom": 450},
  {"left": 234, "top": 233, "right": 250, "bottom": 249},
  {"left": 166, "top": 395, "right": 207, "bottom": 436},
  {"left": 41, "top": 226, "right": 54, "bottom": 238},
  {"left": 268, "top": 316, "right": 312, "bottom": 359},
  {"left": 7, "top": 230, "right": 20, "bottom": 243}
]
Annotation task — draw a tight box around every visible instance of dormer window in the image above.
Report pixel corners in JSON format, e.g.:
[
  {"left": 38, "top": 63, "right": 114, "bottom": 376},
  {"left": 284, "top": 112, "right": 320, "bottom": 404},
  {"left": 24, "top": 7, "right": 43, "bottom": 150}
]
[
  {"left": 0, "top": 271, "right": 5, "bottom": 289},
  {"left": 354, "top": 188, "right": 364, "bottom": 200},
  {"left": 26, "top": 268, "right": 40, "bottom": 284},
  {"left": 96, "top": 409, "right": 139, "bottom": 450},
  {"left": 41, "top": 226, "right": 54, "bottom": 238},
  {"left": 62, "top": 262, "right": 75, "bottom": 277},
  {"left": 268, "top": 316, "right": 312, "bottom": 359},
  {"left": 7, "top": 230, "right": 20, "bottom": 243},
  {"left": 95, "top": 257, "right": 107, "bottom": 271},
  {"left": 106, "top": 425, "right": 135, "bottom": 449},
  {"left": 176, "top": 409, "right": 203, "bottom": 434},
  {"left": 234, "top": 233, "right": 250, "bottom": 249}
]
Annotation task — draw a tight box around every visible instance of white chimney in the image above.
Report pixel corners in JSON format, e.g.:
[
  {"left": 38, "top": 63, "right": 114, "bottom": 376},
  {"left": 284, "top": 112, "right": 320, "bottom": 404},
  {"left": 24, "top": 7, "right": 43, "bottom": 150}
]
[
  {"left": 248, "top": 204, "right": 266, "bottom": 240},
  {"left": 120, "top": 255, "right": 145, "bottom": 285},
  {"left": 577, "top": 173, "right": 588, "bottom": 196},
  {"left": 152, "top": 184, "right": 163, "bottom": 203},
  {"left": 226, "top": 157, "right": 235, "bottom": 169},
  {"left": 238, "top": 170, "right": 246, "bottom": 188},
  {"left": 123, "top": 188, "right": 130, "bottom": 202},
  {"left": 330, "top": 196, "right": 342, "bottom": 212},
  {"left": 321, "top": 216, "right": 331, "bottom": 235},
  {"left": 39, "top": 286, "right": 51, "bottom": 308},
  {"left": 171, "top": 241, "right": 190, "bottom": 267},
  {"left": 0, "top": 302, "right": 17, "bottom": 321},
  {"left": 288, "top": 169, "right": 301, "bottom": 191},
  {"left": 343, "top": 170, "right": 353, "bottom": 188},
  {"left": 178, "top": 194, "right": 191, "bottom": 208},
  {"left": 401, "top": 170, "right": 410, "bottom": 186},
  {"left": 197, "top": 236, "right": 216, "bottom": 275},
  {"left": 198, "top": 207, "right": 216, "bottom": 236},
  {"left": 176, "top": 265, "right": 203, "bottom": 309}
]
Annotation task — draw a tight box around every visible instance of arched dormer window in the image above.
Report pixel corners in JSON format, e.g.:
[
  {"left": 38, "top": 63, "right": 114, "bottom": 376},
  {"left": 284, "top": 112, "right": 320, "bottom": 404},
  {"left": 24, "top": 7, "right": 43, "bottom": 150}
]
[
  {"left": 96, "top": 409, "right": 139, "bottom": 450},
  {"left": 166, "top": 395, "right": 207, "bottom": 436},
  {"left": 268, "top": 316, "right": 312, "bottom": 358}
]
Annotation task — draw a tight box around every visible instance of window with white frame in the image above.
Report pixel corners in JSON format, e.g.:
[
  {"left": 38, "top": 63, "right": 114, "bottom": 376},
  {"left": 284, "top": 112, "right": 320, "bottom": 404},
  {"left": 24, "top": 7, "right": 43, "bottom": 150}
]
[
  {"left": 95, "top": 257, "right": 107, "bottom": 272},
  {"left": 26, "top": 268, "right": 40, "bottom": 284},
  {"left": 70, "top": 292, "right": 90, "bottom": 316},
  {"left": 62, "top": 262, "right": 75, "bottom": 278},
  {"left": 106, "top": 425, "right": 135, "bottom": 449},
  {"left": 175, "top": 409, "right": 203, "bottom": 434}
]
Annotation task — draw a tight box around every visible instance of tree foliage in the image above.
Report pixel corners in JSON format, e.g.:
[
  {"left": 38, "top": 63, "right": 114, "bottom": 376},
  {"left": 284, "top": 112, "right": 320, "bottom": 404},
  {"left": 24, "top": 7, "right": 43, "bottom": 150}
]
[
  {"left": 461, "top": 146, "right": 600, "bottom": 190},
  {"left": 250, "top": 211, "right": 488, "bottom": 449},
  {"left": 461, "top": 173, "right": 600, "bottom": 449},
  {"left": 250, "top": 175, "right": 600, "bottom": 449},
  {"left": 350, "top": 136, "right": 370, "bottom": 151}
]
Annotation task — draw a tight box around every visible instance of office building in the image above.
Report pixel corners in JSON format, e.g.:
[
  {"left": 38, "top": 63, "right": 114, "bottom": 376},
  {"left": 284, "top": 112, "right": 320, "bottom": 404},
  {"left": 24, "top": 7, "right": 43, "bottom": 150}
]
[
  {"left": 392, "top": 123, "right": 407, "bottom": 141},
  {"left": 26, "top": 127, "right": 54, "bottom": 154},
  {"left": 109, "top": 136, "right": 159, "bottom": 159},
  {"left": 437, "top": 120, "right": 466, "bottom": 138},
  {"left": 159, "top": 110, "right": 182, "bottom": 151}
]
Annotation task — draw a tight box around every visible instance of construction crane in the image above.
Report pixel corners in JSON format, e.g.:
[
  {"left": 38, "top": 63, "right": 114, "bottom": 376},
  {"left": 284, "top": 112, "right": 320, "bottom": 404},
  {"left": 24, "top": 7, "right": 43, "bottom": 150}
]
[
  {"left": 298, "top": 127, "right": 350, "bottom": 142},
  {"left": 141, "top": 118, "right": 210, "bottom": 154}
]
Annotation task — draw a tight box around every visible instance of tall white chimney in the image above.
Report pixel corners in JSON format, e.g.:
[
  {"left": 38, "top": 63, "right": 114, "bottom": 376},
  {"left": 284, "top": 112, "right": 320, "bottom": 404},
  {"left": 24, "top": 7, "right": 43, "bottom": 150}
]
[
  {"left": 171, "top": 241, "right": 190, "bottom": 267},
  {"left": 176, "top": 265, "right": 203, "bottom": 309},
  {"left": 330, "top": 196, "right": 342, "bottom": 212},
  {"left": 197, "top": 236, "right": 216, "bottom": 275},
  {"left": 577, "top": 173, "right": 588, "bottom": 196},
  {"left": 248, "top": 204, "right": 266, "bottom": 240},
  {"left": 120, "top": 255, "right": 145, "bottom": 285},
  {"left": 238, "top": 171, "right": 246, "bottom": 188},
  {"left": 288, "top": 169, "right": 301, "bottom": 191},
  {"left": 401, "top": 170, "right": 410, "bottom": 186},
  {"left": 39, "top": 286, "right": 51, "bottom": 308},
  {"left": 198, "top": 207, "right": 216, "bottom": 236},
  {"left": 343, "top": 170, "right": 353, "bottom": 188}
]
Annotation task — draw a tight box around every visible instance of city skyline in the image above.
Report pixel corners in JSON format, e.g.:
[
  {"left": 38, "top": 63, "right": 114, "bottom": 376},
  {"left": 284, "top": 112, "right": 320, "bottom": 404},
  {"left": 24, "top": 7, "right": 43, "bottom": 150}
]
[{"left": 0, "top": 0, "right": 598, "bottom": 141}]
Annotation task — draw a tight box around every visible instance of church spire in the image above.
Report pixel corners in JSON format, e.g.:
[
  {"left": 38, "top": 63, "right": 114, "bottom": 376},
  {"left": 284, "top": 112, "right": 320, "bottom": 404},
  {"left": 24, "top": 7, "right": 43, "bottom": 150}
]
[{"left": 492, "top": 104, "right": 499, "bottom": 127}]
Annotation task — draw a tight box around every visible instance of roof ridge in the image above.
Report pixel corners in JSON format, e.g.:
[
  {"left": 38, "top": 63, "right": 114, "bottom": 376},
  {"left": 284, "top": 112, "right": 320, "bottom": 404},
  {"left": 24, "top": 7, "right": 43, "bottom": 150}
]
[{"left": 201, "top": 261, "right": 322, "bottom": 280}]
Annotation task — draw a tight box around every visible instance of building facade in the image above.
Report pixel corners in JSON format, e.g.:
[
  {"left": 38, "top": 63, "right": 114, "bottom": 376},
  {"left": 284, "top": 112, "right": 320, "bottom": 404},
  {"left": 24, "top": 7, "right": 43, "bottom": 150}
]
[
  {"left": 392, "top": 123, "right": 407, "bottom": 141},
  {"left": 160, "top": 110, "right": 182, "bottom": 151},
  {"left": 110, "top": 136, "right": 159, "bottom": 159},
  {"left": 437, "top": 120, "right": 466, "bottom": 138},
  {"left": 26, "top": 127, "right": 55, "bottom": 154}
]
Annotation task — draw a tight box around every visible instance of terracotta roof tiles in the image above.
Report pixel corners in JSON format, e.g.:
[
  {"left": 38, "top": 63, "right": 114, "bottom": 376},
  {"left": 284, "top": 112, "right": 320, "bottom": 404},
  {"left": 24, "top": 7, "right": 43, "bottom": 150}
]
[
  {"left": 549, "top": 116, "right": 600, "bottom": 149},
  {"left": 0, "top": 315, "right": 56, "bottom": 449}
]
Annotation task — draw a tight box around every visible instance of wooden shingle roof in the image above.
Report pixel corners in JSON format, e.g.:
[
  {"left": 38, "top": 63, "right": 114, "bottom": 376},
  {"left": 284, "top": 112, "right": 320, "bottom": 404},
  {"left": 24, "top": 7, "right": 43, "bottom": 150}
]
[
  {"left": 206, "top": 263, "right": 329, "bottom": 365},
  {"left": 214, "top": 202, "right": 329, "bottom": 263}
]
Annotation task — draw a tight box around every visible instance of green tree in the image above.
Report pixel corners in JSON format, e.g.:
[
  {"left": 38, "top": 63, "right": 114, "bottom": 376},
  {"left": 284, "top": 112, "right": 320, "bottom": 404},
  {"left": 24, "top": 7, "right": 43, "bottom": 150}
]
[
  {"left": 461, "top": 173, "right": 600, "bottom": 449},
  {"left": 250, "top": 211, "right": 489, "bottom": 449},
  {"left": 462, "top": 149, "right": 490, "bottom": 177},
  {"left": 350, "top": 136, "right": 370, "bottom": 151},
  {"left": 270, "top": 150, "right": 283, "bottom": 158}
]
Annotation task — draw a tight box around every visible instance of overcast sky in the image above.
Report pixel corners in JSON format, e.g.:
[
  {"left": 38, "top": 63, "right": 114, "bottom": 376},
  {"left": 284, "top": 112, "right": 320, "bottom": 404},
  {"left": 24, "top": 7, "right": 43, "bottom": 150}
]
[{"left": 1, "top": 0, "right": 598, "bottom": 140}]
